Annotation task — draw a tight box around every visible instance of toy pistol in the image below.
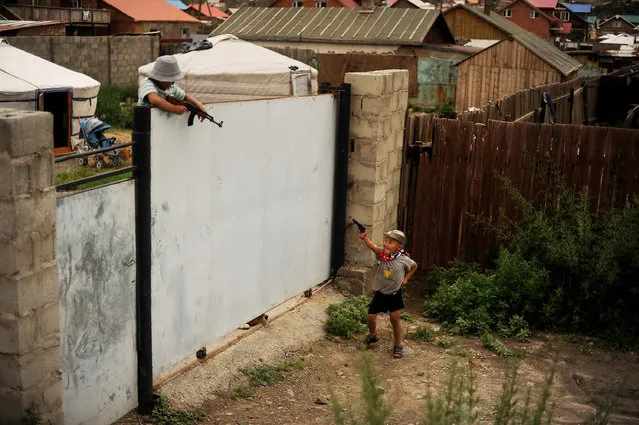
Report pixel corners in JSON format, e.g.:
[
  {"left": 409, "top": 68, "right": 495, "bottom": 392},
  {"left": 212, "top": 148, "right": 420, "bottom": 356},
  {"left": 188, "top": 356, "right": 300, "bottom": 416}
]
[{"left": 352, "top": 219, "right": 366, "bottom": 233}]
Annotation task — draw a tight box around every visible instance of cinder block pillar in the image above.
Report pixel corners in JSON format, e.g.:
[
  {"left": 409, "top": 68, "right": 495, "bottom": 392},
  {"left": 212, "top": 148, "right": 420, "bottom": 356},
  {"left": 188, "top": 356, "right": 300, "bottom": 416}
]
[
  {"left": 335, "top": 70, "right": 409, "bottom": 295},
  {"left": 0, "top": 109, "right": 62, "bottom": 424}
]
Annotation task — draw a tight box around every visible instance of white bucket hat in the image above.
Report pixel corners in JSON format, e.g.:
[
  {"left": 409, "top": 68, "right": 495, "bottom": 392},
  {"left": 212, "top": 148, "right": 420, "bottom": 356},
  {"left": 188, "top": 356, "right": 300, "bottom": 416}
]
[{"left": 148, "top": 55, "right": 184, "bottom": 82}]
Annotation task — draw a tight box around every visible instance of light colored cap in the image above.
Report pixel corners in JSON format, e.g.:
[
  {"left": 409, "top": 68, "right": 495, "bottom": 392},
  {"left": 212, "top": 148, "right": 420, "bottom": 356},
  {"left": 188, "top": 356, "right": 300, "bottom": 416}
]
[
  {"left": 148, "top": 55, "right": 183, "bottom": 82},
  {"left": 384, "top": 230, "right": 406, "bottom": 245}
]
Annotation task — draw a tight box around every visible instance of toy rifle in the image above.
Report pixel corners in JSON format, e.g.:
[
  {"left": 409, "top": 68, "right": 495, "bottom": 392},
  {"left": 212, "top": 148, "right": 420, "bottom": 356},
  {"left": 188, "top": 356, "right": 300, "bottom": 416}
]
[
  {"left": 166, "top": 96, "right": 223, "bottom": 128},
  {"left": 352, "top": 219, "right": 366, "bottom": 233}
]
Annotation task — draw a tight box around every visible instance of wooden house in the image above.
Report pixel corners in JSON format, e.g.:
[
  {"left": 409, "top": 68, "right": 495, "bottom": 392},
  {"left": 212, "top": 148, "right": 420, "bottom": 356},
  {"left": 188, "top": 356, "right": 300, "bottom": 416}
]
[
  {"left": 598, "top": 15, "right": 637, "bottom": 36},
  {"left": 443, "top": 5, "right": 581, "bottom": 111},
  {"left": 269, "top": 0, "right": 359, "bottom": 7}
]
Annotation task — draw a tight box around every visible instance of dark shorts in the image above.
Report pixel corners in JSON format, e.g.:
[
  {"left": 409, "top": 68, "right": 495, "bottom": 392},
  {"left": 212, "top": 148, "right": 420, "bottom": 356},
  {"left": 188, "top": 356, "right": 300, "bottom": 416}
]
[{"left": 368, "top": 289, "right": 404, "bottom": 314}]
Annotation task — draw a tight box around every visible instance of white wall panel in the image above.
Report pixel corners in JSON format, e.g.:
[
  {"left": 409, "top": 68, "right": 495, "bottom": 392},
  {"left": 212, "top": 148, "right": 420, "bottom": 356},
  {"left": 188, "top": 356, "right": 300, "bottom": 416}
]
[{"left": 150, "top": 95, "right": 336, "bottom": 374}]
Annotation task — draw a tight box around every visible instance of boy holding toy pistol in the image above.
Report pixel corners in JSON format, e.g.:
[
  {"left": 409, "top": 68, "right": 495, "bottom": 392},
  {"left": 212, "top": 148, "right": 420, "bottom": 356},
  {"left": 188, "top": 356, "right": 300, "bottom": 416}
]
[
  {"left": 138, "top": 55, "right": 206, "bottom": 119},
  {"left": 358, "top": 229, "right": 418, "bottom": 358}
]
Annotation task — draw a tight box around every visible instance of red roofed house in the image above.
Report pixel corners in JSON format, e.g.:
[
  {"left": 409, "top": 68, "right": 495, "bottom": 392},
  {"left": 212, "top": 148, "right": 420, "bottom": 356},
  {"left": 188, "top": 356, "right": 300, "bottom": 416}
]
[
  {"left": 498, "top": 0, "right": 559, "bottom": 39},
  {"left": 99, "top": 0, "right": 201, "bottom": 39},
  {"left": 388, "top": 0, "right": 434, "bottom": 8},
  {"left": 186, "top": 3, "right": 229, "bottom": 26},
  {"left": 270, "top": 0, "right": 360, "bottom": 8}
]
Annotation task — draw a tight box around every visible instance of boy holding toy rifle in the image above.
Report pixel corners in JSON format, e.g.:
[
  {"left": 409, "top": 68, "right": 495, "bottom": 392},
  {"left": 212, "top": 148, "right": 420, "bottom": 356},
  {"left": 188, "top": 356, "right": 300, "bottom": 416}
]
[{"left": 354, "top": 220, "right": 418, "bottom": 359}]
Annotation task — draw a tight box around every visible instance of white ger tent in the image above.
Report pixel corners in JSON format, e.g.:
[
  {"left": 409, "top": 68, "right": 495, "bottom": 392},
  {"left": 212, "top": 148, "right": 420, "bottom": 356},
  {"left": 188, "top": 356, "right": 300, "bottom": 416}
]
[
  {"left": 0, "top": 39, "right": 100, "bottom": 153},
  {"left": 138, "top": 35, "right": 318, "bottom": 103}
]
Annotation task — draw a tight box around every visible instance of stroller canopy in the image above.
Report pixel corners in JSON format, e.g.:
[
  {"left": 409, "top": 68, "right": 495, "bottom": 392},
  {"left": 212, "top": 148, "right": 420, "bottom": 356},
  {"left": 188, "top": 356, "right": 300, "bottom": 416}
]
[
  {"left": 0, "top": 39, "right": 100, "bottom": 137},
  {"left": 138, "top": 34, "right": 318, "bottom": 103}
]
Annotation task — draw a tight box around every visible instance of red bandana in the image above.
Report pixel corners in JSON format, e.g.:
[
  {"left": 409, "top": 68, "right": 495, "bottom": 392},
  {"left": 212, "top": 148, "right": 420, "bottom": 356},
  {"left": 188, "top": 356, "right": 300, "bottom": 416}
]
[{"left": 379, "top": 249, "right": 410, "bottom": 262}]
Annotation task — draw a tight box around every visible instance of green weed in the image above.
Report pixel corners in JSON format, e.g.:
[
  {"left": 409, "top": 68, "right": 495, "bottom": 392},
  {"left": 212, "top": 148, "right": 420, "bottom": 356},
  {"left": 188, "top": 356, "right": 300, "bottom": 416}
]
[
  {"left": 400, "top": 312, "right": 415, "bottom": 322},
  {"left": 231, "top": 386, "right": 255, "bottom": 400},
  {"left": 437, "top": 335, "right": 455, "bottom": 348},
  {"left": 151, "top": 395, "right": 204, "bottom": 425},
  {"left": 406, "top": 326, "right": 436, "bottom": 342},
  {"left": 325, "top": 297, "right": 371, "bottom": 339},
  {"left": 481, "top": 332, "right": 516, "bottom": 358},
  {"left": 240, "top": 359, "right": 304, "bottom": 387},
  {"left": 56, "top": 166, "right": 132, "bottom": 191}
]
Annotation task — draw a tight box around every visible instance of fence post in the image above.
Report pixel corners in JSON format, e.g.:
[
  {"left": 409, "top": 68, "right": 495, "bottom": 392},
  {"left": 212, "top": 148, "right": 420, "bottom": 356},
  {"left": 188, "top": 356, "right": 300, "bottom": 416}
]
[
  {"left": 132, "top": 106, "right": 153, "bottom": 414},
  {"left": 569, "top": 88, "right": 575, "bottom": 124}
]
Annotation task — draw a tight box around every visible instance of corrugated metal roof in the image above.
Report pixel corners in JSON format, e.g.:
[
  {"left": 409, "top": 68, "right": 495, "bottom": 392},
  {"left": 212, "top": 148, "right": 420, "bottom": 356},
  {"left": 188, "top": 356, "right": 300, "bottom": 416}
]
[
  {"left": 211, "top": 7, "right": 452, "bottom": 45},
  {"left": 187, "top": 4, "right": 229, "bottom": 19},
  {"left": 448, "top": 5, "right": 581, "bottom": 76},
  {"left": 0, "top": 20, "right": 65, "bottom": 33},
  {"left": 102, "top": 0, "right": 200, "bottom": 22}
]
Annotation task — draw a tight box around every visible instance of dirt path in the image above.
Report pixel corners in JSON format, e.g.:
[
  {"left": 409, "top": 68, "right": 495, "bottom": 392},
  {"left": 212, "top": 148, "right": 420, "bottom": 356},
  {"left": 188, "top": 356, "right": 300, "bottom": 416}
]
[{"left": 117, "top": 278, "right": 639, "bottom": 425}]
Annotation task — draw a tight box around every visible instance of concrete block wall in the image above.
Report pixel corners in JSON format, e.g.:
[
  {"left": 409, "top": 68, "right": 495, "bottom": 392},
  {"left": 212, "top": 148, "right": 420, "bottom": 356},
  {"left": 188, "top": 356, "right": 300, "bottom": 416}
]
[
  {"left": 0, "top": 109, "right": 62, "bottom": 424},
  {"left": 336, "top": 70, "right": 408, "bottom": 295},
  {"left": 7, "top": 35, "right": 160, "bottom": 87}
]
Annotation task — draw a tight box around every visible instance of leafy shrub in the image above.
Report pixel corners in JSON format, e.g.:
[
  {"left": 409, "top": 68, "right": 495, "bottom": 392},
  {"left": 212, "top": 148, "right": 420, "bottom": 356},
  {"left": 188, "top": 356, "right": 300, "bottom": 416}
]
[
  {"left": 95, "top": 85, "right": 137, "bottom": 129},
  {"left": 406, "top": 326, "right": 436, "bottom": 342},
  {"left": 325, "top": 297, "right": 371, "bottom": 339},
  {"left": 436, "top": 335, "right": 455, "bottom": 348},
  {"left": 231, "top": 386, "right": 255, "bottom": 400},
  {"left": 425, "top": 171, "right": 639, "bottom": 346},
  {"left": 400, "top": 312, "right": 414, "bottom": 322}
]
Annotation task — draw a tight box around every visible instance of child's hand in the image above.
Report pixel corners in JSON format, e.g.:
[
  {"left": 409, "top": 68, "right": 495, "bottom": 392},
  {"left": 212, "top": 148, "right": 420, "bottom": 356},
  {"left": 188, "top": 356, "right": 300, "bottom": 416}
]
[
  {"left": 172, "top": 105, "right": 188, "bottom": 115},
  {"left": 402, "top": 277, "right": 409, "bottom": 285},
  {"left": 359, "top": 231, "right": 368, "bottom": 240}
]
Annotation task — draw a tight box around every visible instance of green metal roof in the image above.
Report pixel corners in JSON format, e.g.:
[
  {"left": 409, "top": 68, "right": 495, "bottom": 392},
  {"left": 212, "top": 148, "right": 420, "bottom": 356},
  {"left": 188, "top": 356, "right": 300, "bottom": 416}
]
[
  {"left": 448, "top": 5, "right": 581, "bottom": 76},
  {"left": 621, "top": 15, "right": 639, "bottom": 25},
  {"left": 211, "top": 7, "right": 455, "bottom": 46}
]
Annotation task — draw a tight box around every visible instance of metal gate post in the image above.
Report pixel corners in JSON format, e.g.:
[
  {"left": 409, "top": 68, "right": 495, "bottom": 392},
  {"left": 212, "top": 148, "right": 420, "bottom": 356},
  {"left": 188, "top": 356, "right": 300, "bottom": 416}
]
[
  {"left": 133, "top": 106, "right": 154, "bottom": 414},
  {"left": 327, "top": 83, "right": 351, "bottom": 275}
]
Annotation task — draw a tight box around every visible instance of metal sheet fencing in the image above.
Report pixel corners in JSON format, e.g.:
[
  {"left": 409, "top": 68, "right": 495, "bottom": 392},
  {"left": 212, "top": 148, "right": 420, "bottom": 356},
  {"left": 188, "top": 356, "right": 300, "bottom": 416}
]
[
  {"left": 150, "top": 95, "right": 337, "bottom": 375},
  {"left": 56, "top": 181, "right": 137, "bottom": 425}
]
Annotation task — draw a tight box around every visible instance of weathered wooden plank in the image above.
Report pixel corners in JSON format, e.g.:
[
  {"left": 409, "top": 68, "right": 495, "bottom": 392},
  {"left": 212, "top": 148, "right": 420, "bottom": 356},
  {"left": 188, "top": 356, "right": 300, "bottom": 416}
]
[
  {"left": 588, "top": 127, "right": 610, "bottom": 214},
  {"left": 462, "top": 123, "right": 487, "bottom": 262},
  {"left": 452, "top": 120, "right": 474, "bottom": 260}
]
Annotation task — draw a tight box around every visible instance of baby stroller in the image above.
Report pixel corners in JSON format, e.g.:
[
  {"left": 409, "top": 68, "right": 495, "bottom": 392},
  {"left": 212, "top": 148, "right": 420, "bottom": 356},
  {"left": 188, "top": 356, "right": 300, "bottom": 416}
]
[{"left": 77, "top": 118, "right": 121, "bottom": 169}]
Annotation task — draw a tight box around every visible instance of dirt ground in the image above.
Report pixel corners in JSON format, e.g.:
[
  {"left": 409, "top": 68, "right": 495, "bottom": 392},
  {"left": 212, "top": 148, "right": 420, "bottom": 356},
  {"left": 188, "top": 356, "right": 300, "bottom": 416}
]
[{"left": 116, "top": 274, "right": 639, "bottom": 425}]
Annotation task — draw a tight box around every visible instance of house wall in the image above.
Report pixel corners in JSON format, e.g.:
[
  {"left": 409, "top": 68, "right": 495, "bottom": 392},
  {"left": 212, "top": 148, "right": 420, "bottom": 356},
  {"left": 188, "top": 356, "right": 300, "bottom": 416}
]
[
  {"left": 255, "top": 40, "right": 400, "bottom": 55},
  {"left": 456, "top": 39, "right": 562, "bottom": 111},
  {"left": 271, "top": 0, "right": 346, "bottom": 6},
  {"left": 598, "top": 18, "right": 635, "bottom": 35},
  {"left": 3, "top": 23, "right": 67, "bottom": 36},
  {"left": 140, "top": 22, "right": 200, "bottom": 39},
  {"left": 443, "top": 7, "right": 509, "bottom": 40},
  {"left": 501, "top": 1, "right": 552, "bottom": 39},
  {"left": 6, "top": 35, "right": 160, "bottom": 87}
]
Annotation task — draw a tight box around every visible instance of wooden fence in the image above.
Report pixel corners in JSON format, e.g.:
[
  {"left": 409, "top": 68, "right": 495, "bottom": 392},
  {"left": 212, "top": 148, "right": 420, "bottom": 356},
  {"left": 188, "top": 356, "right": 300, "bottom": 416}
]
[
  {"left": 398, "top": 113, "right": 639, "bottom": 269},
  {"left": 457, "top": 77, "right": 599, "bottom": 126}
]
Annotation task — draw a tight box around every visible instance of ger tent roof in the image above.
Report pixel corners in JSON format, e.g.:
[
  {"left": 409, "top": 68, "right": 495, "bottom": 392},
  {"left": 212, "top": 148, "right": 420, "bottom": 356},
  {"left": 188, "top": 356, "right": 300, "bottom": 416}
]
[
  {"left": 0, "top": 39, "right": 100, "bottom": 135},
  {"left": 138, "top": 34, "right": 318, "bottom": 103}
]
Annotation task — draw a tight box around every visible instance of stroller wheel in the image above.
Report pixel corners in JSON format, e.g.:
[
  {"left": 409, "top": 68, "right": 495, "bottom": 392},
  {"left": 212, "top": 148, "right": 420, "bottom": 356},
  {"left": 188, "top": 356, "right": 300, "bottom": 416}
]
[
  {"left": 111, "top": 155, "right": 122, "bottom": 167},
  {"left": 95, "top": 159, "right": 105, "bottom": 170},
  {"left": 78, "top": 158, "right": 88, "bottom": 166}
]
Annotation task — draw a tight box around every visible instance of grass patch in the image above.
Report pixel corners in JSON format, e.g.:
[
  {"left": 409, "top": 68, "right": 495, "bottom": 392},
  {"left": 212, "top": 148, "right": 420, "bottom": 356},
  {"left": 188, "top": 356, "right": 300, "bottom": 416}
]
[
  {"left": 231, "top": 386, "right": 255, "bottom": 400},
  {"left": 55, "top": 166, "right": 132, "bottom": 191},
  {"left": 96, "top": 85, "right": 137, "bottom": 129},
  {"left": 152, "top": 395, "right": 204, "bottom": 425},
  {"left": 481, "top": 332, "right": 516, "bottom": 358},
  {"left": 325, "top": 297, "right": 370, "bottom": 339},
  {"left": 240, "top": 359, "right": 304, "bottom": 387},
  {"left": 400, "top": 312, "right": 414, "bottom": 322},
  {"left": 406, "top": 326, "right": 436, "bottom": 342}
]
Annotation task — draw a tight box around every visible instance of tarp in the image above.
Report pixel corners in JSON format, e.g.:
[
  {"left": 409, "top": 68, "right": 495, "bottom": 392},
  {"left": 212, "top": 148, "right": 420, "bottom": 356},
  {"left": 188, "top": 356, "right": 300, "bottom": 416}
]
[
  {"left": 0, "top": 40, "right": 100, "bottom": 136},
  {"left": 138, "top": 34, "right": 318, "bottom": 103}
]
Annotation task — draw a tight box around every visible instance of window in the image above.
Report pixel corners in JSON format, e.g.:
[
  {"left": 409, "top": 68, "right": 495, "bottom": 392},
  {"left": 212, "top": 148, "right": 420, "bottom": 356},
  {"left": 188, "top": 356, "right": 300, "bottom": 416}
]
[
  {"left": 504, "top": 8, "right": 512, "bottom": 18},
  {"left": 561, "top": 11, "right": 569, "bottom": 22},
  {"left": 530, "top": 10, "right": 539, "bottom": 19},
  {"left": 72, "top": 0, "right": 83, "bottom": 7},
  {"left": 180, "top": 28, "right": 189, "bottom": 38},
  {"left": 316, "top": 1, "right": 327, "bottom": 6},
  {"left": 612, "top": 20, "right": 622, "bottom": 28},
  {"left": 292, "top": 0, "right": 303, "bottom": 6}
]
